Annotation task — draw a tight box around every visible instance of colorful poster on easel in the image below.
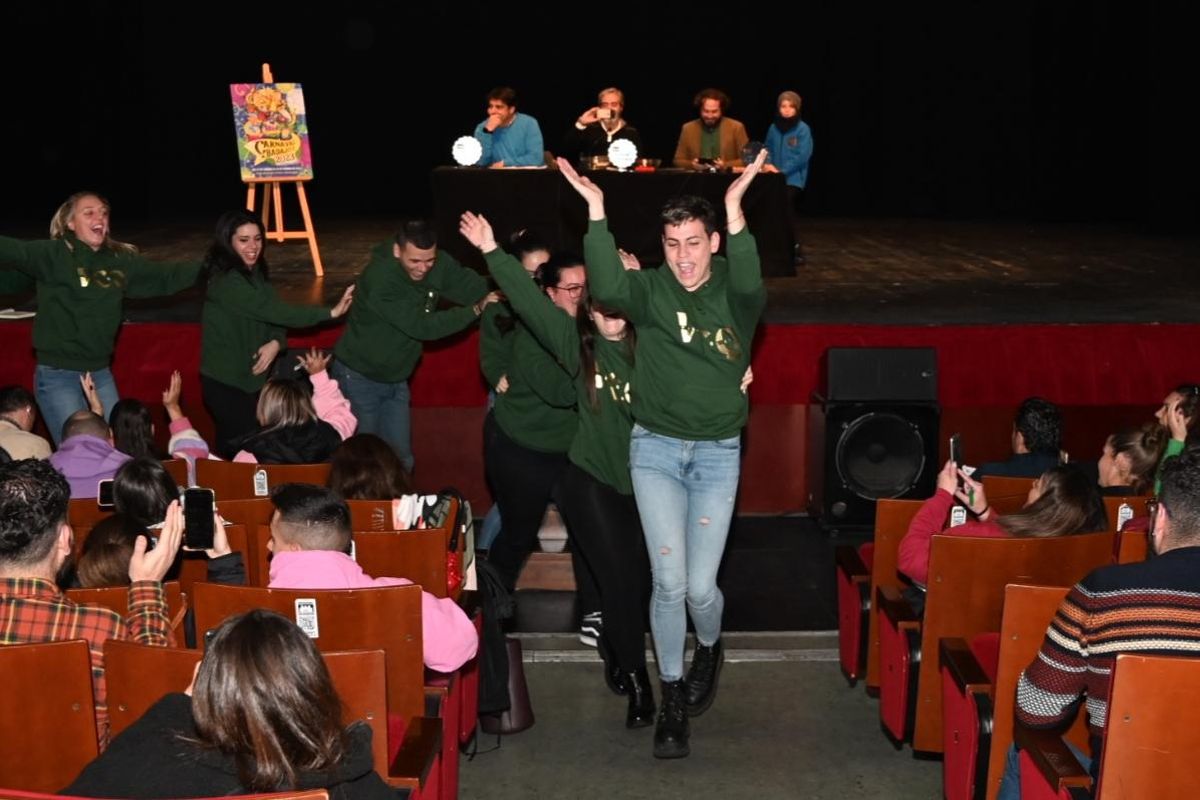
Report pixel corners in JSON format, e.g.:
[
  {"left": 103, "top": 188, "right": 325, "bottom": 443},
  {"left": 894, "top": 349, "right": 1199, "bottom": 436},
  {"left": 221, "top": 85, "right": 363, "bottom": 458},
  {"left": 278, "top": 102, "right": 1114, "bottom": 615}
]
[{"left": 230, "top": 83, "right": 313, "bottom": 180}]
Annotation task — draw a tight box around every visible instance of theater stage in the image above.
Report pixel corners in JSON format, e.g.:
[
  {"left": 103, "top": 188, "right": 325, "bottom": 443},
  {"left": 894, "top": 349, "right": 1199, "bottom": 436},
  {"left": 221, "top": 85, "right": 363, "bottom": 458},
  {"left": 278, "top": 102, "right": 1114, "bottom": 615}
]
[{"left": 3, "top": 217, "right": 1199, "bottom": 515}]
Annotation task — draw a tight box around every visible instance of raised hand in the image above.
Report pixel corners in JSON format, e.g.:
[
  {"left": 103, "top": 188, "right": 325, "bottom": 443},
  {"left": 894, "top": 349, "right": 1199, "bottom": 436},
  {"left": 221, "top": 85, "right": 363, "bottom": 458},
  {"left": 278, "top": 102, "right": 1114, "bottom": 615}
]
[
  {"left": 297, "top": 347, "right": 331, "bottom": 376},
  {"left": 556, "top": 157, "right": 606, "bottom": 219},
  {"left": 617, "top": 248, "right": 641, "bottom": 271},
  {"left": 162, "top": 370, "right": 184, "bottom": 420},
  {"left": 459, "top": 211, "right": 497, "bottom": 252},
  {"left": 740, "top": 366, "right": 754, "bottom": 395},
  {"left": 129, "top": 500, "right": 184, "bottom": 583},
  {"left": 330, "top": 284, "right": 355, "bottom": 318},
  {"left": 724, "top": 148, "right": 769, "bottom": 221},
  {"left": 80, "top": 372, "right": 104, "bottom": 416}
]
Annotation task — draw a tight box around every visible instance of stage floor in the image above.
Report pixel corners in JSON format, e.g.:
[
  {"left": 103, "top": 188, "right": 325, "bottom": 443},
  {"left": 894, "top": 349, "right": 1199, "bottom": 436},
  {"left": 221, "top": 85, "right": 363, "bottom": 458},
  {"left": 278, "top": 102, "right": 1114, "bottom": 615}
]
[{"left": 4, "top": 217, "right": 1197, "bottom": 325}]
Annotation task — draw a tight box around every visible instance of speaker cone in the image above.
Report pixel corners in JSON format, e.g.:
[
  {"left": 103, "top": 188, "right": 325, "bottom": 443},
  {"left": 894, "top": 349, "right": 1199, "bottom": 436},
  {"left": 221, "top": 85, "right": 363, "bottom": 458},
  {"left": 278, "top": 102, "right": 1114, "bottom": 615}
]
[{"left": 834, "top": 412, "right": 927, "bottom": 500}]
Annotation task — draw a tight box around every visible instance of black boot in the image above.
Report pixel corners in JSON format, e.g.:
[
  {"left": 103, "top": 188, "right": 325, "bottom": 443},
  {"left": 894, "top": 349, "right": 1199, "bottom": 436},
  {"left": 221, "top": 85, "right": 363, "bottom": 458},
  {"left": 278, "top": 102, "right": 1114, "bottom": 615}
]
[
  {"left": 625, "top": 667, "right": 656, "bottom": 729},
  {"left": 598, "top": 636, "right": 628, "bottom": 696},
  {"left": 653, "top": 680, "right": 689, "bottom": 759},
  {"left": 684, "top": 639, "right": 724, "bottom": 716}
]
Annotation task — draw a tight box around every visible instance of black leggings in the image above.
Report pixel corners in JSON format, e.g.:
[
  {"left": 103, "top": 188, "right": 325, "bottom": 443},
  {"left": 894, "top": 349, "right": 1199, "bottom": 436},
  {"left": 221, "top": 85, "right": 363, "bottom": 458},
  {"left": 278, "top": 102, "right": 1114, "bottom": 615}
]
[
  {"left": 200, "top": 375, "right": 260, "bottom": 459},
  {"left": 484, "top": 412, "right": 570, "bottom": 591},
  {"left": 555, "top": 463, "right": 650, "bottom": 672}
]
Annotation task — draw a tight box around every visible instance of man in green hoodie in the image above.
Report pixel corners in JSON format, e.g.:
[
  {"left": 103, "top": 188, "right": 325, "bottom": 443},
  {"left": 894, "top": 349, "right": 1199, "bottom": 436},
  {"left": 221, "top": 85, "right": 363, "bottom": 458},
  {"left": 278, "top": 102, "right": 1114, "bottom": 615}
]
[
  {"left": 331, "top": 220, "right": 498, "bottom": 472},
  {"left": 559, "top": 150, "right": 768, "bottom": 759}
]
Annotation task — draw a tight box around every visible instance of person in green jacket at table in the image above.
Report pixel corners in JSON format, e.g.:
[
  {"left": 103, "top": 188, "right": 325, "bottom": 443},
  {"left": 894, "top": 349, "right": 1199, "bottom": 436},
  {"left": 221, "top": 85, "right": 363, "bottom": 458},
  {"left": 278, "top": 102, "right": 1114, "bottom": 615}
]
[
  {"left": 0, "top": 191, "right": 203, "bottom": 445},
  {"left": 462, "top": 209, "right": 657, "bottom": 729},
  {"left": 332, "top": 220, "right": 499, "bottom": 473},
  {"left": 200, "top": 210, "right": 354, "bottom": 458},
  {"left": 558, "top": 149, "right": 768, "bottom": 759}
]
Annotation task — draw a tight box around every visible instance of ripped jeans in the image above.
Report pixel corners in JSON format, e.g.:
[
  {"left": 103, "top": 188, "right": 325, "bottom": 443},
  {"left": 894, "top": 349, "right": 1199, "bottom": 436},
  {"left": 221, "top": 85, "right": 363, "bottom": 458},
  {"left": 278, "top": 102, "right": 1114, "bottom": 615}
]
[{"left": 630, "top": 424, "right": 741, "bottom": 681}]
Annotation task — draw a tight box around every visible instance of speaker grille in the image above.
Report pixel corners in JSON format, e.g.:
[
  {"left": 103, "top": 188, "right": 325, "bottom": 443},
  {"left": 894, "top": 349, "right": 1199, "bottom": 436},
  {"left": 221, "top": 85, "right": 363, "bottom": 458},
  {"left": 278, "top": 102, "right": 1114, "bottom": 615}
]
[{"left": 834, "top": 412, "right": 928, "bottom": 500}]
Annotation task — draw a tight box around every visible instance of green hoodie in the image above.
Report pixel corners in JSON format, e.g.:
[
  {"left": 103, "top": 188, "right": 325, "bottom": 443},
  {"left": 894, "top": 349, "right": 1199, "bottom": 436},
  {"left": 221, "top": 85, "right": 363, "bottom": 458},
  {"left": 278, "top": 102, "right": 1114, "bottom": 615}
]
[
  {"left": 486, "top": 249, "right": 634, "bottom": 493},
  {"left": 583, "top": 219, "right": 765, "bottom": 441},
  {"left": 0, "top": 234, "right": 200, "bottom": 370},
  {"left": 334, "top": 242, "right": 488, "bottom": 383},
  {"left": 200, "top": 268, "right": 332, "bottom": 392}
]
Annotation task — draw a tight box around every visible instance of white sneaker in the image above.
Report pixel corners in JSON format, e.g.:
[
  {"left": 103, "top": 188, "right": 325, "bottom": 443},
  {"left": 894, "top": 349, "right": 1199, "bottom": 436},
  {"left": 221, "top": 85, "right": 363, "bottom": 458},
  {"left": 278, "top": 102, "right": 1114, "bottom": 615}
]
[{"left": 579, "top": 611, "right": 602, "bottom": 647}]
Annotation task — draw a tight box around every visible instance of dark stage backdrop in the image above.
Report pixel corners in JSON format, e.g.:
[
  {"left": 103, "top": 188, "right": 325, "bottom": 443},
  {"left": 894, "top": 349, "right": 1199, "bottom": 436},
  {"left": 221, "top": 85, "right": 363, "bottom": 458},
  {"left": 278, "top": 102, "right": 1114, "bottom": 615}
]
[{"left": 0, "top": 4, "right": 1193, "bottom": 230}]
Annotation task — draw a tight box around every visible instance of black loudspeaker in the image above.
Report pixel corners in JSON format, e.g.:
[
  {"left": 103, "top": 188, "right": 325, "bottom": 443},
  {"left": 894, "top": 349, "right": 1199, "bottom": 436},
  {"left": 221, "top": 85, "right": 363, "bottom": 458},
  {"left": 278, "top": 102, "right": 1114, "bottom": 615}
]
[{"left": 808, "top": 348, "right": 940, "bottom": 529}]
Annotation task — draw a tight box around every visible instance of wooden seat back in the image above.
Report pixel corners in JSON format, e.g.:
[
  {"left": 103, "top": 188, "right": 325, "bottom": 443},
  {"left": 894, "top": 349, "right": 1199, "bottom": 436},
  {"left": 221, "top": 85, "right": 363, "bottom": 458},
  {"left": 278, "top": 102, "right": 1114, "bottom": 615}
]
[
  {"left": 1094, "top": 654, "right": 1200, "bottom": 799},
  {"left": 912, "top": 530, "right": 1114, "bottom": 753},
  {"left": 866, "top": 498, "right": 928, "bottom": 689},
  {"left": 196, "top": 460, "right": 332, "bottom": 501},
  {"left": 0, "top": 640, "right": 98, "bottom": 792},
  {"left": 192, "top": 582, "right": 424, "bottom": 721},
  {"left": 66, "top": 581, "right": 186, "bottom": 631},
  {"left": 983, "top": 584, "right": 1087, "bottom": 800},
  {"left": 102, "top": 640, "right": 389, "bottom": 780}
]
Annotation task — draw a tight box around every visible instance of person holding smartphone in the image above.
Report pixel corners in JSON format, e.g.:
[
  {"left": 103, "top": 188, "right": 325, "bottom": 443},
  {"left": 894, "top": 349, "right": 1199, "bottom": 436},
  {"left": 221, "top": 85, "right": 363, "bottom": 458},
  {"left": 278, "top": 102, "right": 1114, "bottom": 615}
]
[
  {"left": 672, "top": 88, "right": 749, "bottom": 171},
  {"left": 565, "top": 87, "right": 644, "bottom": 165}
]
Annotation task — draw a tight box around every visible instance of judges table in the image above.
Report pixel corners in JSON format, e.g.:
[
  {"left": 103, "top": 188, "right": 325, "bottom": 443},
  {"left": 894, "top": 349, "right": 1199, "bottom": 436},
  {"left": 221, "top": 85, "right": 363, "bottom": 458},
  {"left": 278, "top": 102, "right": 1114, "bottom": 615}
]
[{"left": 431, "top": 166, "right": 796, "bottom": 278}]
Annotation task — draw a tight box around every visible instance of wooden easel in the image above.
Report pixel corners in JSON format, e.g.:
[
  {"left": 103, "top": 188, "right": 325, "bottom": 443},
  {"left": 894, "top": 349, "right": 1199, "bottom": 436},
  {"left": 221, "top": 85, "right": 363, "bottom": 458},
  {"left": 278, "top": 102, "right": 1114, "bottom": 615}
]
[{"left": 243, "top": 63, "right": 324, "bottom": 276}]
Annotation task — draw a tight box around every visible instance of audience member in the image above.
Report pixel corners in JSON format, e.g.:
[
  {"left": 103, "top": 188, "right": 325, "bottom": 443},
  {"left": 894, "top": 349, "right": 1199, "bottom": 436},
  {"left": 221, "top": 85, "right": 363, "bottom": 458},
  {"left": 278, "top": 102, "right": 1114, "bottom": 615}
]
[
  {"left": 49, "top": 410, "right": 131, "bottom": 498},
  {"left": 233, "top": 349, "right": 356, "bottom": 465},
  {"left": 972, "top": 397, "right": 1063, "bottom": 479},
  {"left": 0, "top": 385, "right": 51, "bottom": 460},
  {"left": 998, "top": 448, "right": 1200, "bottom": 796},
  {"left": 63, "top": 609, "right": 394, "bottom": 800},
  {"left": 0, "top": 459, "right": 176, "bottom": 748},
  {"left": 266, "top": 484, "right": 477, "bottom": 673},
  {"left": 899, "top": 461, "right": 1107, "bottom": 587}
]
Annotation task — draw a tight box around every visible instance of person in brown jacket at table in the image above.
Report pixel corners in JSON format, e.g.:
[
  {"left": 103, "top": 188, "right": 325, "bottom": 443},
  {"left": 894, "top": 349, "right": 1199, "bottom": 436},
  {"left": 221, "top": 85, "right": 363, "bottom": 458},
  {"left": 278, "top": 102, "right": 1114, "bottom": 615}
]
[{"left": 673, "top": 88, "right": 749, "bottom": 171}]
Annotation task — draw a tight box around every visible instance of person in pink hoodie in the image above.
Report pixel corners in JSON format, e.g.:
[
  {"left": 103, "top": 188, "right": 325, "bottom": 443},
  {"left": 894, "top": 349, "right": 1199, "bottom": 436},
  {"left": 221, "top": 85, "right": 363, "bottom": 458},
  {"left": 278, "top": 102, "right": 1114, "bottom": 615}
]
[
  {"left": 265, "top": 482, "right": 477, "bottom": 673},
  {"left": 233, "top": 349, "right": 357, "bottom": 464}
]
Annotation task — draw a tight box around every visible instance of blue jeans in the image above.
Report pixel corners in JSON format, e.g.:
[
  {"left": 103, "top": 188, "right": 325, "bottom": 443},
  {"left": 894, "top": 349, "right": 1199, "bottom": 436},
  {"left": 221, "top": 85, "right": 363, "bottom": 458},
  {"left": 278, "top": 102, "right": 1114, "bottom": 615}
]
[
  {"left": 35, "top": 364, "right": 119, "bottom": 445},
  {"left": 330, "top": 361, "right": 413, "bottom": 472},
  {"left": 629, "top": 424, "right": 741, "bottom": 681},
  {"left": 998, "top": 741, "right": 1093, "bottom": 800}
]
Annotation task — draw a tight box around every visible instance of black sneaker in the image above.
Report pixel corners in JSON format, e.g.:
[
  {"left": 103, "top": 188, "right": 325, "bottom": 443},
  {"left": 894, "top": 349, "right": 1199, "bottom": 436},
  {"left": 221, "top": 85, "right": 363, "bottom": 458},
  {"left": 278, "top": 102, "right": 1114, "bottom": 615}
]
[
  {"left": 653, "top": 680, "right": 689, "bottom": 758},
  {"left": 597, "top": 636, "right": 628, "bottom": 696},
  {"left": 579, "top": 611, "right": 602, "bottom": 648},
  {"left": 684, "top": 639, "right": 724, "bottom": 716}
]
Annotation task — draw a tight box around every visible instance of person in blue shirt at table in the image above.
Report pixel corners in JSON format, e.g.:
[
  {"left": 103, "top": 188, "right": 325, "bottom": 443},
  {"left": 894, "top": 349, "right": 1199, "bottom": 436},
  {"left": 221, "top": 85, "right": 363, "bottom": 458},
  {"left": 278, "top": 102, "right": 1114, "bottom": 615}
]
[{"left": 473, "top": 87, "right": 545, "bottom": 168}]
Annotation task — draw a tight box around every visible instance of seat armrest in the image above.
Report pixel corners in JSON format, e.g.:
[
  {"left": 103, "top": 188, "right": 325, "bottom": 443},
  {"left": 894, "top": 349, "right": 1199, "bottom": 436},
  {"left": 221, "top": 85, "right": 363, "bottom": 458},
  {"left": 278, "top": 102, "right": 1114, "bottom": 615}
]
[
  {"left": 835, "top": 544, "right": 869, "bottom": 579},
  {"left": 878, "top": 585, "right": 920, "bottom": 629},
  {"left": 940, "top": 637, "right": 991, "bottom": 693},
  {"left": 1013, "top": 722, "right": 1092, "bottom": 794},
  {"left": 387, "top": 716, "right": 442, "bottom": 789}
]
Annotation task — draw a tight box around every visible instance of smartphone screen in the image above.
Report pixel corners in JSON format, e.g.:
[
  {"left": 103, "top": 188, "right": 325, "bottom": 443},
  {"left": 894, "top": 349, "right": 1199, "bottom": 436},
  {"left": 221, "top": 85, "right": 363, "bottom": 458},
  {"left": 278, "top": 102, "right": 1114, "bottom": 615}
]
[
  {"left": 97, "top": 479, "right": 115, "bottom": 510},
  {"left": 183, "top": 487, "right": 215, "bottom": 550}
]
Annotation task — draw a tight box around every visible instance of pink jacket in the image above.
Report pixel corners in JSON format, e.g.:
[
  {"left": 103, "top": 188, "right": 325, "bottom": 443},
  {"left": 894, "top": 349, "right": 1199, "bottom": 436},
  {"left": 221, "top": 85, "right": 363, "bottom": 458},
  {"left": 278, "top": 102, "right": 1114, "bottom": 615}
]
[
  {"left": 897, "top": 489, "right": 1008, "bottom": 586},
  {"left": 268, "top": 549, "right": 477, "bottom": 673},
  {"left": 234, "top": 371, "right": 357, "bottom": 463}
]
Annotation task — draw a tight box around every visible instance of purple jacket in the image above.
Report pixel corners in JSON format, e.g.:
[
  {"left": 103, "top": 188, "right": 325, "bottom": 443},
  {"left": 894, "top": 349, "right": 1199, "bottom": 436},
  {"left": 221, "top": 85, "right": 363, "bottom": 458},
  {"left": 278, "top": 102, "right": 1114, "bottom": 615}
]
[
  {"left": 49, "top": 435, "right": 131, "bottom": 499},
  {"left": 268, "top": 550, "right": 478, "bottom": 673}
]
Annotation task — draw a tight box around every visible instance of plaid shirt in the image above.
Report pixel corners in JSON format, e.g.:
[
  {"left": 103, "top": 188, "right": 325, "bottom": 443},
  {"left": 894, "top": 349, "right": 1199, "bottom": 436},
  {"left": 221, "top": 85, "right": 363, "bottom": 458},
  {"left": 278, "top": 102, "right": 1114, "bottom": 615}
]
[{"left": 1, "top": 577, "right": 170, "bottom": 748}]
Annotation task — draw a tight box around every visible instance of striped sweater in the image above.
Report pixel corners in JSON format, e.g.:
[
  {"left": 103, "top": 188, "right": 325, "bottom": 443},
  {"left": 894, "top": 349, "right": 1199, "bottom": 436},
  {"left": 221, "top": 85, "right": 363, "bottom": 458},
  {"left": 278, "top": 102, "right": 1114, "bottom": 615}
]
[{"left": 1016, "top": 545, "right": 1200, "bottom": 738}]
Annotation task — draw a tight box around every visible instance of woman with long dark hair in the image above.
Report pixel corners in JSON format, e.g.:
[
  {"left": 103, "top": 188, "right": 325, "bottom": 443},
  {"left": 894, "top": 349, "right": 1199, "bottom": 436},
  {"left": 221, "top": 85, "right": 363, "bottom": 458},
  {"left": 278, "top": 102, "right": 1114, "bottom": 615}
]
[
  {"left": 63, "top": 609, "right": 393, "bottom": 800},
  {"left": 461, "top": 210, "right": 657, "bottom": 728},
  {"left": 328, "top": 433, "right": 413, "bottom": 500},
  {"left": 200, "top": 210, "right": 354, "bottom": 457},
  {"left": 0, "top": 191, "right": 203, "bottom": 445},
  {"left": 899, "top": 462, "right": 1108, "bottom": 587}
]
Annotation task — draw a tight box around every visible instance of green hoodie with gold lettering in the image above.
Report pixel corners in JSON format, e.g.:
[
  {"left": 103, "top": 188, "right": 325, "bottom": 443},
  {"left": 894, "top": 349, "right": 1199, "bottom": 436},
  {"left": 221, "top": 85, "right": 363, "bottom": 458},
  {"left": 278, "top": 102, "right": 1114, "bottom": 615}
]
[
  {"left": 0, "top": 233, "right": 201, "bottom": 370},
  {"left": 583, "top": 219, "right": 764, "bottom": 441},
  {"left": 334, "top": 242, "right": 488, "bottom": 383}
]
